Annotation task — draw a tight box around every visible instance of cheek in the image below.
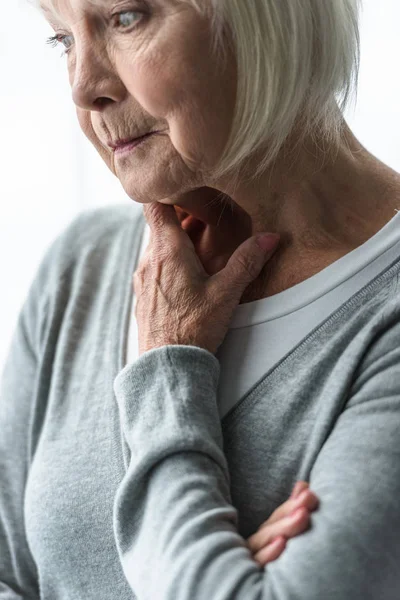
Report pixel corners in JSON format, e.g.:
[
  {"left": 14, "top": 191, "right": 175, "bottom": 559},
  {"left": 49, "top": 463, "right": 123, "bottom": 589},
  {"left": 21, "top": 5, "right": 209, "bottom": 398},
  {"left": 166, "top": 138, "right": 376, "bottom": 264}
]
[
  {"left": 76, "top": 109, "right": 93, "bottom": 142},
  {"left": 120, "top": 51, "right": 181, "bottom": 119},
  {"left": 120, "top": 52, "right": 210, "bottom": 159}
]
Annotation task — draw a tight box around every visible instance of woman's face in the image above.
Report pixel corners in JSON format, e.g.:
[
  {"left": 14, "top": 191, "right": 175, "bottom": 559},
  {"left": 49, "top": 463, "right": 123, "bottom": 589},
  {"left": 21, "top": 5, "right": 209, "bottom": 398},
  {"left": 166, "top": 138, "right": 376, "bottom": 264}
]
[{"left": 41, "top": 0, "right": 237, "bottom": 204}]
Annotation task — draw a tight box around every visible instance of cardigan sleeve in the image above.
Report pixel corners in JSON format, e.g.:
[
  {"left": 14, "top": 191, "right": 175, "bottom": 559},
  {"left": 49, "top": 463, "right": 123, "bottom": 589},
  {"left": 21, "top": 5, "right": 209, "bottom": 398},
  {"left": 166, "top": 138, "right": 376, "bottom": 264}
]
[
  {"left": 112, "top": 340, "right": 400, "bottom": 600},
  {"left": 0, "top": 211, "right": 86, "bottom": 599},
  {"left": 0, "top": 263, "right": 51, "bottom": 599}
]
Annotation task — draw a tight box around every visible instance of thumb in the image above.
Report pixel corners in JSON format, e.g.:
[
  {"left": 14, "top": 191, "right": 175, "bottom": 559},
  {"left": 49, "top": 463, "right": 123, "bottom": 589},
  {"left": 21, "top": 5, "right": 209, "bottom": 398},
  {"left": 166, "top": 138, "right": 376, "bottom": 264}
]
[{"left": 215, "top": 233, "right": 280, "bottom": 293}]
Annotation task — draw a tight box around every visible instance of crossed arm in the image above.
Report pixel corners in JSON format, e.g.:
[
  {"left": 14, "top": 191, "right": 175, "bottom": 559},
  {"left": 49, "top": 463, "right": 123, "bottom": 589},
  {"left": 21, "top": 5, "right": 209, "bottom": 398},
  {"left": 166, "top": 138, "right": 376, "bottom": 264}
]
[
  {"left": 2, "top": 275, "right": 400, "bottom": 599},
  {"left": 112, "top": 344, "right": 400, "bottom": 600}
]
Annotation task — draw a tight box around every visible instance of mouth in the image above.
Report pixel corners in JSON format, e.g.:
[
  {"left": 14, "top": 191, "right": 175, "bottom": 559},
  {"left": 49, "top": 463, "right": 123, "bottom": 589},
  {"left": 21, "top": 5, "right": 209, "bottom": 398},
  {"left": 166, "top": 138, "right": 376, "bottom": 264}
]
[{"left": 110, "top": 132, "right": 158, "bottom": 155}]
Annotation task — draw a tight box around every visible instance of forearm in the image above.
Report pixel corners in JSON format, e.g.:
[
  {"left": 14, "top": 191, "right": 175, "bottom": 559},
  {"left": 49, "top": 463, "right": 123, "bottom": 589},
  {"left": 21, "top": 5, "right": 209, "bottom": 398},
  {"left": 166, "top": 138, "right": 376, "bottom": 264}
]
[
  {"left": 112, "top": 344, "right": 400, "bottom": 600},
  {"left": 113, "top": 345, "right": 264, "bottom": 599}
]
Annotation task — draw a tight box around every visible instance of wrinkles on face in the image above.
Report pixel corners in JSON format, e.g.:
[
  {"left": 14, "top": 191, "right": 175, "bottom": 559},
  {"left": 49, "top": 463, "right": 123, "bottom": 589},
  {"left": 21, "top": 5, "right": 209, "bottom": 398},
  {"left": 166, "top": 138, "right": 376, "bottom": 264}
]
[{"left": 40, "top": 0, "right": 236, "bottom": 203}]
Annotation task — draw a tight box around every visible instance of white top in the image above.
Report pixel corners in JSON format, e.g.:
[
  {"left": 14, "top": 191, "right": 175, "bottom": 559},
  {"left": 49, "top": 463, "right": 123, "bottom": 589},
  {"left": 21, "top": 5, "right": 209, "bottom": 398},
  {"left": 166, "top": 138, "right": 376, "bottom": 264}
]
[{"left": 127, "top": 209, "right": 400, "bottom": 419}]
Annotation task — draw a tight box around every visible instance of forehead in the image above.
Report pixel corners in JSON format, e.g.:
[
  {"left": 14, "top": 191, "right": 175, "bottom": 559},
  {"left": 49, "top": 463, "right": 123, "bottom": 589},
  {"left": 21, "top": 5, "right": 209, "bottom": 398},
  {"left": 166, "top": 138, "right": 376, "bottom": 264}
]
[{"left": 40, "top": 0, "right": 109, "bottom": 24}]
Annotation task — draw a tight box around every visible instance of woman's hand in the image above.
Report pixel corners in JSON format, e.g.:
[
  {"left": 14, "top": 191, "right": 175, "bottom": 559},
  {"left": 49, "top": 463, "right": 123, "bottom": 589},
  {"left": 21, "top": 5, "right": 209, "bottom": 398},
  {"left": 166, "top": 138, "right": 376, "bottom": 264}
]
[
  {"left": 173, "top": 187, "right": 253, "bottom": 275},
  {"left": 247, "top": 482, "right": 319, "bottom": 567},
  {"left": 135, "top": 201, "right": 280, "bottom": 356}
]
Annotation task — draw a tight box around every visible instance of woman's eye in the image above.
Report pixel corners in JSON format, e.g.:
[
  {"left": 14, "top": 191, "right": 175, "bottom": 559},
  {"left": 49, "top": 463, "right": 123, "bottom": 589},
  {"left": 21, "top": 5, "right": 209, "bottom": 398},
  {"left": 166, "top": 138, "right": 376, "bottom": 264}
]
[
  {"left": 46, "top": 34, "right": 74, "bottom": 56},
  {"left": 114, "top": 11, "right": 141, "bottom": 29},
  {"left": 45, "top": 10, "right": 142, "bottom": 56}
]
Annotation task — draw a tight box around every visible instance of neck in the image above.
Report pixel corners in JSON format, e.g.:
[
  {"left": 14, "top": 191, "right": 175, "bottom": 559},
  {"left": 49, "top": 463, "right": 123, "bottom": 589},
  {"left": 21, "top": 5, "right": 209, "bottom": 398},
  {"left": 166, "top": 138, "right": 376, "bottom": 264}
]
[
  {"left": 173, "top": 121, "right": 400, "bottom": 301},
  {"left": 219, "top": 121, "right": 400, "bottom": 253}
]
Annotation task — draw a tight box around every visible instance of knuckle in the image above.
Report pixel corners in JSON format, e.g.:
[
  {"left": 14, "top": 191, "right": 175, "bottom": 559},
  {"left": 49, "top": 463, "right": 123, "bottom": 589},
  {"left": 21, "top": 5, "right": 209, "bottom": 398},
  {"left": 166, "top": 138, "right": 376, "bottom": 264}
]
[
  {"left": 235, "top": 253, "right": 259, "bottom": 279},
  {"left": 292, "top": 506, "right": 309, "bottom": 519}
]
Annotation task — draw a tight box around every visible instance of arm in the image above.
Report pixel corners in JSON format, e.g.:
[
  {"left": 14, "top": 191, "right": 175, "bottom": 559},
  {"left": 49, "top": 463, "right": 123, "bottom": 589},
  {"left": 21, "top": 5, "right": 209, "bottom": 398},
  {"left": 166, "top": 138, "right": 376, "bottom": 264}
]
[
  {"left": 112, "top": 336, "right": 400, "bottom": 599},
  {"left": 0, "top": 288, "right": 44, "bottom": 598},
  {"left": 0, "top": 220, "right": 69, "bottom": 599}
]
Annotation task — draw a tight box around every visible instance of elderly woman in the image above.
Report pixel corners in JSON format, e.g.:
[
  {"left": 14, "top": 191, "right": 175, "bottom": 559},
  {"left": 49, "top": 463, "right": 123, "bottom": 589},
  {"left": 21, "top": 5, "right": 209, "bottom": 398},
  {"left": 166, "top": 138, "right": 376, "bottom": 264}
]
[{"left": 1, "top": 0, "right": 400, "bottom": 597}]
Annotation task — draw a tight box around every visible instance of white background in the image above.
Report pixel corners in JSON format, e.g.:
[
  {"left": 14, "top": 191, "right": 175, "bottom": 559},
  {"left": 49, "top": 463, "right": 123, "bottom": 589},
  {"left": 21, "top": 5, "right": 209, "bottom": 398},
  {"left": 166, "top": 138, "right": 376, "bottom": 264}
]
[{"left": 0, "top": 0, "right": 399, "bottom": 369}]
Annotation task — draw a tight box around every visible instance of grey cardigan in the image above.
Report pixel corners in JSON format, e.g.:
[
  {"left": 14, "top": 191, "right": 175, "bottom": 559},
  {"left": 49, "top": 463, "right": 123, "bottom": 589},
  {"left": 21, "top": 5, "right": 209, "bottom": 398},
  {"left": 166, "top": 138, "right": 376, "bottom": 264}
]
[{"left": 1, "top": 204, "right": 400, "bottom": 599}]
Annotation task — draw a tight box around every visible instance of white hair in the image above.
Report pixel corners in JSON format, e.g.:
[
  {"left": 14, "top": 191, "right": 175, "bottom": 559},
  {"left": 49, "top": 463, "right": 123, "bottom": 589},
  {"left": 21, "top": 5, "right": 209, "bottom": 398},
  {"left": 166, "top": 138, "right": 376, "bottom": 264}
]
[
  {"left": 37, "top": 0, "right": 362, "bottom": 184},
  {"left": 183, "top": 0, "right": 362, "bottom": 183}
]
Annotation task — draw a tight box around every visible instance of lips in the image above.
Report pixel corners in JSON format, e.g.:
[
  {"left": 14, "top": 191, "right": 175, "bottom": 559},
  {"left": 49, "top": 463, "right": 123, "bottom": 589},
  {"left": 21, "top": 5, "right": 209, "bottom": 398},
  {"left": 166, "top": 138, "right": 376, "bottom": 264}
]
[{"left": 108, "top": 132, "right": 153, "bottom": 150}]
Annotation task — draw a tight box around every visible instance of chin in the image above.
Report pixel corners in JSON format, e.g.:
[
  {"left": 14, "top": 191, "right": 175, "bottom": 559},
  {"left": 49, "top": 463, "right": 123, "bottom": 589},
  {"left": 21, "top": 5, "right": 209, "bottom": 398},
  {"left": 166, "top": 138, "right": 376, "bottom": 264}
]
[{"left": 118, "top": 169, "right": 204, "bottom": 207}]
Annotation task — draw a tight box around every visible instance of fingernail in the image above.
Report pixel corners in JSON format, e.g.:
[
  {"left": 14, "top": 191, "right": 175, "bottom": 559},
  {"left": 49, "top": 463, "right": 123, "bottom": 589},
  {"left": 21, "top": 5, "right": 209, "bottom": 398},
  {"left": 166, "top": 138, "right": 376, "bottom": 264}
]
[{"left": 256, "top": 233, "right": 280, "bottom": 252}]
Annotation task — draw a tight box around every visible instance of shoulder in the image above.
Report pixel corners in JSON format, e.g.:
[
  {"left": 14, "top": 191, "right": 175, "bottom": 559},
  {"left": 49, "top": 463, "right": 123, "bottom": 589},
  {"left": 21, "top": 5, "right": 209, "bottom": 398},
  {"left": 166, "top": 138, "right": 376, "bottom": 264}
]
[
  {"left": 24, "top": 203, "right": 144, "bottom": 336},
  {"left": 71, "top": 202, "right": 144, "bottom": 233},
  {"left": 56, "top": 203, "right": 144, "bottom": 254},
  {"left": 346, "top": 272, "right": 400, "bottom": 405},
  {"left": 39, "top": 202, "right": 144, "bottom": 280}
]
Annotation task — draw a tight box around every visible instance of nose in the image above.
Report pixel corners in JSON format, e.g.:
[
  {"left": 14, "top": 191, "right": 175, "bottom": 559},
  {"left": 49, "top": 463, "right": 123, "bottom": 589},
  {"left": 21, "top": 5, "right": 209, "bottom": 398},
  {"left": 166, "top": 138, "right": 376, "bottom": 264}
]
[{"left": 71, "top": 39, "right": 126, "bottom": 111}]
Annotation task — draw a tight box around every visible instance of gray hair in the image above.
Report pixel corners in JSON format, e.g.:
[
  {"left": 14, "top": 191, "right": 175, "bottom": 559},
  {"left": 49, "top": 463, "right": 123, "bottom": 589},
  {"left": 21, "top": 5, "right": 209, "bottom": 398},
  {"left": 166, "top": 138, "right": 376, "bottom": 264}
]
[{"left": 184, "top": 0, "right": 362, "bottom": 183}]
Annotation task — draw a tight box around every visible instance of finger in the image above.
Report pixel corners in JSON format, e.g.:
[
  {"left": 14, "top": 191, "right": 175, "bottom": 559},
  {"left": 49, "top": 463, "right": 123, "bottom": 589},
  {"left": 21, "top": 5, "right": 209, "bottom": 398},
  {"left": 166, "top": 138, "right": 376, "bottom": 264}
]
[
  {"left": 247, "top": 507, "right": 311, "bottom": 553},
  {"left": 174, "top": 205, "right": 190, "bottom": 224},
  {"left": 291, "top": 481, "right": 309, "bottom": 499},
  {"left": 211, "top": 233, "right": 280, "bottom": 298},
  {"left": 253, "top": 536, "right": 287, "bottom": 567},
  {"left": 143, "top": 202, "right": 187, "bottom": 245},
  {"left": 258, "top": 481, "right": 309, "bottom": 527},
  {"left": 173, "top": 188, "right": 233, "bottom": 227},
  {"left": 258, "top": 488, "right": 319, "bottom": 527}
]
